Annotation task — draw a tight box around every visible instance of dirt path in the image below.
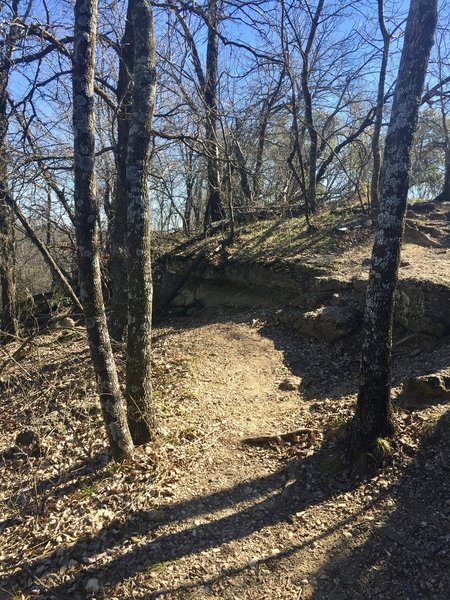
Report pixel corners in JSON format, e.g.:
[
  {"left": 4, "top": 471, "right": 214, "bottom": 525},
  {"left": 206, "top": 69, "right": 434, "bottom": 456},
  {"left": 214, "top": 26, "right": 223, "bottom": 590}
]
[
  {"left": 1, "top": 311, "right": 450, "bottom": 599},
  {"left": 162, "top": 317, "right": 301, "bottom": 491}
]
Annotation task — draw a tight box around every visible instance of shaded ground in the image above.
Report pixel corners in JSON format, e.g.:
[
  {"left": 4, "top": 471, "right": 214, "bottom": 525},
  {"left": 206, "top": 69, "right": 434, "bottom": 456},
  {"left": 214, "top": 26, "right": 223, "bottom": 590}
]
[{"left": 1, "top": 309, "right": 449, "bottom": 599}]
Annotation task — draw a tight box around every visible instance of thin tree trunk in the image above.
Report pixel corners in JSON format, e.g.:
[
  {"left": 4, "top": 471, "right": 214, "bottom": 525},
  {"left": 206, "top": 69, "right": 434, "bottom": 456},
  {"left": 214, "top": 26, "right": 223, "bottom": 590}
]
[
  {"left": 253, "top": 69, "right": 284, "bottom": 201},
  {"left": 46, "top": 190, "right": 52, "bottom": 246},
  {"left": 233, "top": 136, "right": 252, "bottom": 207},
  {"left": 350, "top": 0, "right": 438, "bottom": 450},
  {"left": 300, "top": 0, "right": 324, "bottom": 214},
  {"left": 72, "top": 0, "right": 134, "bottom": 460},
  {"left": 109, "top": 4, "right": 133, "bottom": 342},
  {"left": 436, "top": 143, "right": 450, "bottom": 202},
  {"left": 0, "top": 0, "right": 18, "bottom": 339},
  {"left": 125, "top": 0, "right": 157, "bottom": 445},
  {"left": 370, "top": 0, "right": 391, "bottom": 211},
  {"left": 6, "top": 194, "right": 83, "bottom": 312},
  {"left": 204, "top": 0, "right": 222, "bottom": 228}
]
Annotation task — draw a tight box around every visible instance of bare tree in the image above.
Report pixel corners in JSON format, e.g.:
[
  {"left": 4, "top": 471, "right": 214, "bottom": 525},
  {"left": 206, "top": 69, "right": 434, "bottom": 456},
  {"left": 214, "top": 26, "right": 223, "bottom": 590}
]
[
  {"left": 125, "top": 0, "right": 157, "bottom": 445},
  {"left": 109, "top": 3, "right": 133, "bottom": 342},
  {"left": 0, "top": 0, "right": 19, "bottom": 338},
  {"left": 370, "top": 0, "right": 393, "bottom": 211},
  {"left": 431, "top": 33, "right": 450, "bottom": 203},
  {"left": 72, "top": 0, "right": 134, "bottom": 460},
  {"left": 203, "top": 0, "right": 222, "bottom": 227},
  {"left": 349, "top": 0, "right": 438, "bottom": 452}
]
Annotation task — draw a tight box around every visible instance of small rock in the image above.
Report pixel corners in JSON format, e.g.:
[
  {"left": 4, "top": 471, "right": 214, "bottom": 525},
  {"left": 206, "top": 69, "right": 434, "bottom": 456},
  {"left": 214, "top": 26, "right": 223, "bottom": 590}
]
[
  {"left": 85, "top": 578, "right": 101, "bottom": 594},
  {"left": 279, "top": 377, "right": 298, "bottom": 391},
  {"left": 397, "top": 370, "right": 450, "bottom": 408},
  {"left": 343, "top": 531, "right": 353, "bottom": 539},
  {"left": 147, "top": 509, "right": 165, "bottom": 522}
]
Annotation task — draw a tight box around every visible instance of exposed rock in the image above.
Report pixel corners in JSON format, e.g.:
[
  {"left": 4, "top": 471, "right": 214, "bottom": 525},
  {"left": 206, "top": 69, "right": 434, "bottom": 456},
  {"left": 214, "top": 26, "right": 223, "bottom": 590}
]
[
  {"left": 276, "top": 305, "right": 360, "bottom": 341},
  {"left": 407, "top": 201, "right": 440, "bottom": 214},
  {"left": 404, "top": 221, "right": 442, "bottom": 248},
  {"left": 353, "top": 276, "right": 450, "bottom": 337},
  {"left": 85, "top": 577, "right": 101, "bottom": 595},
  {"left": 397, "top": 369, "right": 450, "bottom": 408},
  {"left": 395, "top": 279, "right": 450, "bottom": 337}
]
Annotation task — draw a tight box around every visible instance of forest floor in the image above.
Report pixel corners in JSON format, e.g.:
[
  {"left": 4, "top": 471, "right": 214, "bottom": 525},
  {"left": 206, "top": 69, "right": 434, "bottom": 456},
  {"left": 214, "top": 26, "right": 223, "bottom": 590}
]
[
  {"left": 1, "top": 303, "right": 450, "bottom": 600},
  {"left": 2, "top": 202, "right": 450, "bottom": 599}
]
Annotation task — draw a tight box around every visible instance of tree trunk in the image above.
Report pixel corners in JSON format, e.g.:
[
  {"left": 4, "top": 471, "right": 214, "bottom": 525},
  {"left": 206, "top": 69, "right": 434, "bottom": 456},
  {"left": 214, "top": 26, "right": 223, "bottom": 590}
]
[
  {"left": 350, "top": 0, "right": 438, "bottom": 450},
  {"left": 0, "top": 0, "right": 18, "bottom": 340},
  {"left": 72, "top": 0, "right": 134, "bottom": 460},
  {"left": 233, "top": 137, "right": 252, "bottom": 207},
  {"left": 370, "top": 0, "right": 391, "bottom": 212},
  {"left": 109, "top": 4, "right": 134, "bottom": 342},
  {"left": 125, "top": 0, "right": 157, "bottom": 445},
  {"left": 300, "top": 0, "right": 324, "bottom": 215},
  {"left": 253, "top": 69, "right": 284, "bottom": 202},
  {"left": 204, "top": 0, "right": 222, "bottom": 228}
]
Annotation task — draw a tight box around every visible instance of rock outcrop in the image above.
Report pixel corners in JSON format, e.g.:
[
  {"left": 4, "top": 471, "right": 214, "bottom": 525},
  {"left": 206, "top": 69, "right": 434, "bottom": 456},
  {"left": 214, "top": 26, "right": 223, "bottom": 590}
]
[{"left": 397, "top": 369, "right": 450, "bottom": 408}]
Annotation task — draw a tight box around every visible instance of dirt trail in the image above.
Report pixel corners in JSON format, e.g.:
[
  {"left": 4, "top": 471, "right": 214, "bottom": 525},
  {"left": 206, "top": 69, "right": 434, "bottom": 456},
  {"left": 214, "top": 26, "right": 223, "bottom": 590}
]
[
  {"left": 1, "top": 311, "right": 449, "bottom": 600},
  {"left": 153, "top": 315, "right": 305, "bottom": 500},
  {"left": 138, "top": 313, "right": 449, "bottom": 600}
]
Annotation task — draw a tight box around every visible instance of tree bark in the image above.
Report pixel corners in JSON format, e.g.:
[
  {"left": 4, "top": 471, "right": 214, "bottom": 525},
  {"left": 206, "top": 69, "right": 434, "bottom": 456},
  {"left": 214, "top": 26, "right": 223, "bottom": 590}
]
[
  {"left": 300, "top": 0, "right": 324, "bottom": 215},
  {"left": 72, "top": 0, "right": 134, "bottom": 460},
  {"left": 109, "top": 4, "right": 134, "bottom": 342},
  {"left": 125, "top": 0, "right": 157, "bottom": 445},
  {"left": 370, "top": 0, "right": 391, "bottom": 212},
  {"left": 350, "top": 0, "right": 438, "bottom": 450},
  {"left": 203, "top": 0, "right": 223, "bottom": 228},
  {"left": 253, "top": 69, "right": 284, "bottom": 201},
  {"left": 0, "top": 0, "right": 18, "bottom": 339}
]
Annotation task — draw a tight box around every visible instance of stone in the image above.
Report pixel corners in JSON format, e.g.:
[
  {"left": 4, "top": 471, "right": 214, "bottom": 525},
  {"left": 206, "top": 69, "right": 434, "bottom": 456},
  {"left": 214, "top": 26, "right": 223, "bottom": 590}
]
[
  {"left": 395, "top": 279, "right": 450, "bottom": 336},
  {"left": 48, "top": 316, "right": 76, "bottom": 330},
  {"left": 279, "top": 377, "right": 298, "bottom": 391},
  {"left": 397, "top": 370, "right": 450, "bottom": 408},
  {"left": 404, "top": 221, "right": 441, "bottom": 248},
  {"left": 352, "top": 276, "right": 450, "bottom": 337},
  {"left": 85, "top": 578, "right": 101, "bottom": 594},
  {"left": 277, "top": 305, "right": 359, "bottom": 341}
]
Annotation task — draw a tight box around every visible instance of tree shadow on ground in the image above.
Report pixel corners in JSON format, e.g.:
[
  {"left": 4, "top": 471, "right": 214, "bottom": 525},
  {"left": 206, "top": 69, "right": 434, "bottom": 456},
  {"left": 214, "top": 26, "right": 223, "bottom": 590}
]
[
  {"left": 258, "top": 319, "right": 450, "bottom": 403},
  {"left": 1, "top": 438, "right": 372, "bottom": 598},
  {"left": 0, "top": 451, "right": 112, "bottom": 534},
  {"left": 309, "top": 411, "right": 450, "bottom": 600}
]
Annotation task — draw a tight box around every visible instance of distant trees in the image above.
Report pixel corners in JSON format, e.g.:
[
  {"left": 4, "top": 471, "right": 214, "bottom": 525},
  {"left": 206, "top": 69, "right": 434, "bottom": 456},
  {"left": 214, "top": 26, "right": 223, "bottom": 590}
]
[{"left": 349, "top": 0, "right": 438, "bottom": 452}]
